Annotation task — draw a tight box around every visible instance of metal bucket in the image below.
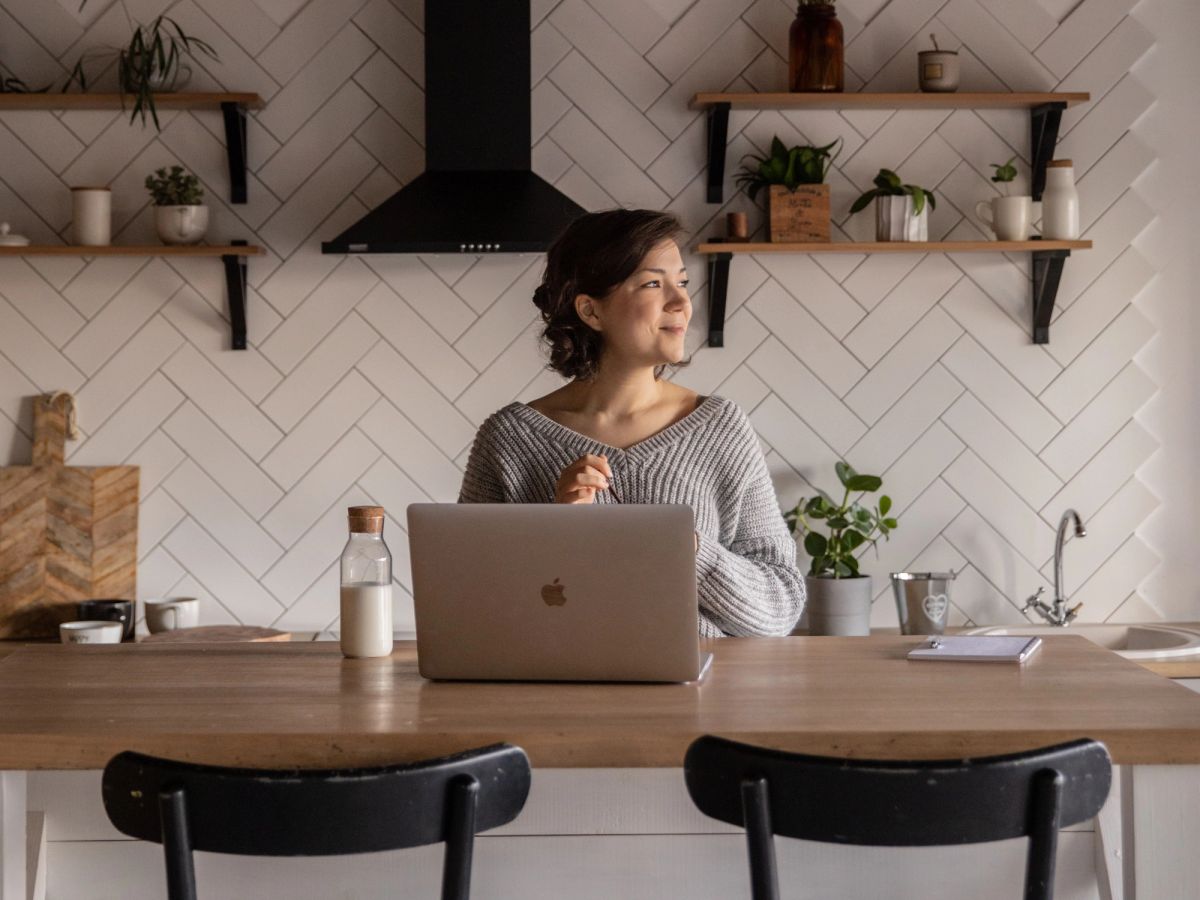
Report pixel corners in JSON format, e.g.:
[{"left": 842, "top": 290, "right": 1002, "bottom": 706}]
[{"left": 890, "top": 571, "right": 957, "bottom": 635}]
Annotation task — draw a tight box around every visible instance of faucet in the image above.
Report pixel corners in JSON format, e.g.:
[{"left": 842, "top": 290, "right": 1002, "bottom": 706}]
[{"left": 1023, "top": 509, "right": 1087, "bottom": 626}]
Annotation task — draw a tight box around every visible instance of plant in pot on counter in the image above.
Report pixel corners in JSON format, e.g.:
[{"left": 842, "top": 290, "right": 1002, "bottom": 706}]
[
  {"left": 146, "top": 165, "right": 208, "bottom": 246},
  {"left": 849, "top": 168, "right": 936, "bottom": 241},
  {"left": 63, "top": 15, "right": 218, "bottom": 130},
  {"left": 735, "top": 135, "right": 841, "bottom": 242},
  {"left": 784, "top": 461, "right": 899, "bottom": 636},
  {"left": 975, "top": 156, "right": 1034, "bottom": 242}
]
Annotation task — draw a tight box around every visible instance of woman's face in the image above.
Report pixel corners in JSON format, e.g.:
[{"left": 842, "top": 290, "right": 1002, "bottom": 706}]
[{"left": 579, "top": 238, "right": 692, "bottom": 370}]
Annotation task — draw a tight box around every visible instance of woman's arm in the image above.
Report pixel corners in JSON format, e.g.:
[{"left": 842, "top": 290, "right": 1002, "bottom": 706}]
[
  {"left": 457, "top": 419, "right": 505, "bottom": 503},
  {"left": 695, "top": 417, "right": 806, "bottom": 636}
]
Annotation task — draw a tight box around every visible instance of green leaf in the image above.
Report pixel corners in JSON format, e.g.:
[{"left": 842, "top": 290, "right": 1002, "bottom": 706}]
[
  {"left": 834, "top": 560, "right": 853, "bottom": 577},
  {"left": 845, "top": 474, "right": 882, "bottom": 492},
  {"left": 926, "top": 190, "right": 937, "bottom": 211},
  {"left": 875, "top": 168, "right": 902, "bottom": 191},
  {"left": 908, "top": 185, "right": 926, "bottom": 216},
  {"left": 849, "top": 189, "right": 880, "bottom": 214},
  {"left": 803, "top": 532, "right": 828, "bottom": 558},
  {"left": 883, "top": 517, "right": 898, "bottom": 529},
  {"left": 879, "top": 495, "right": 892, "bottom": 516},
  {"left": 834, "top": 460, "right": 856, "bottom": 486},
  {"left": 843, "top": 555, "right": 861, "bottom": 574},
  {"left": 826, "top": 516, "right": 850, "bottom": 529},
  {"left": 843, "top": 530, "right": 865, "bottom": 550}
]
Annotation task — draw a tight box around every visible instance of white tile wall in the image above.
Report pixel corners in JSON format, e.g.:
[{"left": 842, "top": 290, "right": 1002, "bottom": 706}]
[{"left": 0, "top": 0, "right": 1168, "bottom": 630}]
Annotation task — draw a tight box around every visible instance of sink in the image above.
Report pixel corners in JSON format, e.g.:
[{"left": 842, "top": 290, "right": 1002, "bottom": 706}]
[{"left": 964, "top": 623, "right": 1200, "bottom": 660}]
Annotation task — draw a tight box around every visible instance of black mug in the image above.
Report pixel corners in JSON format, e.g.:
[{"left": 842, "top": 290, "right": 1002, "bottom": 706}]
[{"left": 77, "top": 599, "right": 135, "bottom": 642}]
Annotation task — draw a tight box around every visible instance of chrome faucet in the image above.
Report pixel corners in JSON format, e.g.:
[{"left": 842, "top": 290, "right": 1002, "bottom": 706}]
[{"left": 1023, "top": 509, "right": 1087, "bottom": 626}]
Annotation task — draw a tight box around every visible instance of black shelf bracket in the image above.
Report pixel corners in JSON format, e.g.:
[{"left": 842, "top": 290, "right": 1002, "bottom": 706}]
[
  {"left": 221, "top": 101, "right": 249, "bottom": 204},
  {"left": 222, "top": 240, "right": 249, "bottom": 350},
  {"left": 1031, "top": 246, "right": 1070, "bottom": 344},
  {"left": 705, "top": 241, "right": 733, "bottom": 347},
  {"left": 705, "top": 102, "right": 731, "bottom": 203},
  {"left": 1030, "top": 102, "right": 1066, "bottom": 201}
]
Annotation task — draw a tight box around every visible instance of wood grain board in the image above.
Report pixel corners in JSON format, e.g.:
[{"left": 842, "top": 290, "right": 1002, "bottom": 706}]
[
  {"left": 1, "top": 636, "right": 1199, "bottom": 770},
  {"left": 0, "top": 395, "right": 138, "bottom": 638},
  {"left": 141, "top": 626, "right": 290, "bottom": 644}
]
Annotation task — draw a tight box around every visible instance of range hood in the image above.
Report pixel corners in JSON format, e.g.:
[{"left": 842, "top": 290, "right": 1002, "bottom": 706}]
[{"left": 322, "top": 0, "right": 586, "bottom": 255}]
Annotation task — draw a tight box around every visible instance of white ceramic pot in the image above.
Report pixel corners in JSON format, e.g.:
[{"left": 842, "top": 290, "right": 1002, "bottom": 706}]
[
  {"left": 155, "top": 205, "right": 209, "bottom": 245},
  {"left": 800, "top": 574, "right": 873, "bottom": 636},
  {"left": 875, "top": 195, "right": 928, "bottom": 241},
  {"left": 1041, "top": 160, "right": 1079, "bottom": 239},
  {"left": 918, "top": 50, "right": 959, "bottom": 92},
  {"left": 975, "top": 196, "right": 1033, "bottom": 241},
  {"left": 71, "top": 187, "right": 111, "bottom": 246},
  {"left": 60, "top": 621, "right": 123, "bottom": 644}
]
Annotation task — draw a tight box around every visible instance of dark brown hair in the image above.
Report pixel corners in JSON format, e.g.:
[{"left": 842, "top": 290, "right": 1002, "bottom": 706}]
[{"left": 533, "top": 208, "right": 686, "bottom": 381}]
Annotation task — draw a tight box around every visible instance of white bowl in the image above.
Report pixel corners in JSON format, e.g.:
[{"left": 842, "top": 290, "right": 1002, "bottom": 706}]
[{"left": 60, "top": 621, "right": 123, "bottom": 645}]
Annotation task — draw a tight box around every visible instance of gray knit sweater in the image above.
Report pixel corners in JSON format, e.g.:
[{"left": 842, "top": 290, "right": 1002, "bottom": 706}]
[{"left": 457, "top": 395, "right": 806, "bottom": 637}]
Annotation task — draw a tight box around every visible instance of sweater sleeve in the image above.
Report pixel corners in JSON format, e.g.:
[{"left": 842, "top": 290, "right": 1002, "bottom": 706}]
[
  {"left": 457, "top": 417, "right": 505, "bottom": 503},
  {"left": 694, "top": 414, "right": 806, "bottom": 637}
]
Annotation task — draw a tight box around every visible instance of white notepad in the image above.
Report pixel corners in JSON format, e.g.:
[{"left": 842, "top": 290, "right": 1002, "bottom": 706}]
[{"left": 907, "top": 635, "right": 1043, "bottom": 664}]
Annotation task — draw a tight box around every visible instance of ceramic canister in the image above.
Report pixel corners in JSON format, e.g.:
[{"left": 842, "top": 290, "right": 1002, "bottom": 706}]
[
  {"left": 71, "top": 187, "right": 111, "bottom": 246},
  {"left": 1041, "top": 159, "right": 1080, "bottom": 240},
  {"left": 918, "top": 50, "right": 960, "bottom": 92}
]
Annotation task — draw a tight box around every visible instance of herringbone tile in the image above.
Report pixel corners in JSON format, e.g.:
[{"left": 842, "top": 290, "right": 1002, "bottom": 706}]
[{"left": 0, "top": 0, "right": 1163, "bottom": 630}]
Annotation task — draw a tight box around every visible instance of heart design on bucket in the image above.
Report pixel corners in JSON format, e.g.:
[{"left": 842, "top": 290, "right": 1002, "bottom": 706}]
[{"left": 922, "top": 593, "right": 948, "bottom": 622}]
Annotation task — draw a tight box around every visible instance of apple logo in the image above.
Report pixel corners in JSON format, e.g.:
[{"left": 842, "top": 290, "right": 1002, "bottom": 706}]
[{"left": 541, "top": 578, "right": 567, "bottom": 607}]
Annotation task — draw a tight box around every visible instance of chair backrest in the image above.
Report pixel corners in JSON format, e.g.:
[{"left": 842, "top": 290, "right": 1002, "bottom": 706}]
[
  {"left": 103, "top": 743, "right": 531, "bottom": 856},
  {"left": 104, "top": 744, "right": 531, "bottom": 900},
  {"left": 685, "top": 736, "right": 1111, "bottom": 900}
]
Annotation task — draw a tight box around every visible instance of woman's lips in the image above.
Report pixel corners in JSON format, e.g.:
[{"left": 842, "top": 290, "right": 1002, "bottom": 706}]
[{"left": 661, "top": 325, "right": 686, "bottom": 334}]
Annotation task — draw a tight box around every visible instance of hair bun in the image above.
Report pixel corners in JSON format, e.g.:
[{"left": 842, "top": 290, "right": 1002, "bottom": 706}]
[{"left": 532, "top": 283, "right": 553, "bottom": 312}]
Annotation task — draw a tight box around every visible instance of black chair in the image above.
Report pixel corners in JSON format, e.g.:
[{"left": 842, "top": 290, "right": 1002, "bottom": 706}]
[
  {"left": 684, "top": 735, "right": 1111, "bottom": 900},
  {"left": 102, "top": 743, "right": 531, "bottom": 900}
]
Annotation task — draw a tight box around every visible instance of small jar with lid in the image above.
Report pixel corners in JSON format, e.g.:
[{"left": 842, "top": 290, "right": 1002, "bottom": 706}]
[
  {"left": 339, "top": 505, "right": 394, "bottom": 658},
  {"left": 1041, "top": 159, "right": 1079, "bottom": 240}
]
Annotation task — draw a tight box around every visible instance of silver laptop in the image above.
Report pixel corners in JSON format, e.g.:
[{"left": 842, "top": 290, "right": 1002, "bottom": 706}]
[{"left": 406, "top": 503, "right": 712, "bottom": 682}]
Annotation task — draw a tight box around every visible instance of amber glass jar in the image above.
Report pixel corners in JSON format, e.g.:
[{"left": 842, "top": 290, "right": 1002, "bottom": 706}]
[{"left": 789, "top": 3, "right": 844, "bottom": 93}]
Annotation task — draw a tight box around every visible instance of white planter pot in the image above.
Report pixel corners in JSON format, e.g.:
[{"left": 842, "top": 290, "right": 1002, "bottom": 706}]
[
  {"left": 71, "top": 187, "right": 112, "bottom": 246},
  {"left": 800, "top": 574, "right": 873, "bottom": 636},
  {"left": 875, "top": 195, "right": 928, "bottom": 241},
  {"left": 155, "top": 205, "right": 209, "bottom": 245}
]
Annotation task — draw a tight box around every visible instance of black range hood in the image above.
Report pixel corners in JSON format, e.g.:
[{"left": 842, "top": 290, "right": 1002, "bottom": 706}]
[{"left": 322, "top": 0, "right": 586, "bottom": 255}]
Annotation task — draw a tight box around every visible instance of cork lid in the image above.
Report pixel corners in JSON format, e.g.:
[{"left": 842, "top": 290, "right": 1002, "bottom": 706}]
[
  {"left": 1047, "top": 159, "right": 1074, "bottom": 167},
  {"left": 348, "top": 505, "right": 385, "bottom": 533}
]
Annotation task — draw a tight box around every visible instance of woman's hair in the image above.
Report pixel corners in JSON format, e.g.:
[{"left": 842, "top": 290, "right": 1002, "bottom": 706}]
[{"left": 533, "top": 208, "right": 686, "bottom": 381}]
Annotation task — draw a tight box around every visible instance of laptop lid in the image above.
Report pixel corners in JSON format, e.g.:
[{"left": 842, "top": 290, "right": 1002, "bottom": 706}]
[{"left": 406, "top": 503, "right": 702, "bottom": 682}]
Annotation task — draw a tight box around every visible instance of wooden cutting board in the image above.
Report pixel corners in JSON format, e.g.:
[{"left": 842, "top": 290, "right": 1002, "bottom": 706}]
[{"left": 0, "top": 394, "right": 138, "bottom": 638}]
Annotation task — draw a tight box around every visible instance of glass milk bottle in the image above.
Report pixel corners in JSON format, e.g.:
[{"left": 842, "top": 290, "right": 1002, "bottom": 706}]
[
  {"left": 1041, "top": 159, "right": 1079, "bottom": 239},
  {"left": 340, "top": 506, "right": 393, "bottom": 658}
]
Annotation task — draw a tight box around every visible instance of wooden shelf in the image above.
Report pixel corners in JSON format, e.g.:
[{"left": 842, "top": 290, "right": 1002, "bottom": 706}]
[
  {"left": 0, "top": 241, "right": 259, "bottom": 350},
  {"left": 0, "top": 93, "right": 262, "bottom": 204},
  {"left": 690, "top": 91, "right": 1089, "bottom": 110},
  {"left": 0, "top": 92, "right": 264, "bottom": 111},
  {"left": 696, "top": 239, "right": 1091, "bottom": 347},
  {"left": 696, "top": 240, "right": 1091, "bottom": 255},
  {"left": 0, "top": 244, "right": 262, "bottom": 257}
]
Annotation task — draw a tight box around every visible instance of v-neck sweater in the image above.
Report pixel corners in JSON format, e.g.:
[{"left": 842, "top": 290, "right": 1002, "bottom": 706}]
[{"left": 457, "top": 395, "right": 806, "bottom": 637}]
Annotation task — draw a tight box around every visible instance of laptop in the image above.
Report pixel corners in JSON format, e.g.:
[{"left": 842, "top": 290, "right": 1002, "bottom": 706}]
[{"left": 406, "top": 503, "right": 712, "bottom": 682}]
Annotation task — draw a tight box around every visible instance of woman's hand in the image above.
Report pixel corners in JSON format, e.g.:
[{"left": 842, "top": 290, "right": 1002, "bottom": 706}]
[{"left": 554, "top": 454, "right": 612, "bottom": 504}]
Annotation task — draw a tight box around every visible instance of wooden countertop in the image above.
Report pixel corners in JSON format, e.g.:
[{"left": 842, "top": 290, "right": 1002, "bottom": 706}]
[{"left": 2, "top": 637, "right": 1199, "bottom": 769}]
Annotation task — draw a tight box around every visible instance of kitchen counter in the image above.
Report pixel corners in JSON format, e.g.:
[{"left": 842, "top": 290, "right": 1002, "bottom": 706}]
[
  {"left": 3, "top": 636, "right": 1199, "bottom": 899},
  {"left": 2, "top": 635, "right": 1199, "bottom": 769}
]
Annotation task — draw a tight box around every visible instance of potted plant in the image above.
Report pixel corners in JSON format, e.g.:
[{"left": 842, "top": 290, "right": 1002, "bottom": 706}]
[
  {"left": 64, "top": 15, "right": 218, "bottom": 130},
  {"left": 974, "top": 156, "right": 1033, "bottom": 241},
  {"left": 789, "top": 1, "right": 844, "bottom": 92},
  {"left": 784, "top": 461, "right": 899, "bottom": 636},
  {"left": 146, "top": 166, "right": 208, "bottom": 245},
  {"left": 736, "top": 136, "right": 841, "bottom": 241},
  {"left": 850, "top": 168, "right": 937, "bottom": 241}
]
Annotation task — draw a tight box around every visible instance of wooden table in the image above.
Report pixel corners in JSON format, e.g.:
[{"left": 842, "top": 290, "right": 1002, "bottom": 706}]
[{"left": 2, "top": 637, "right": 1198, "bottom": 899}]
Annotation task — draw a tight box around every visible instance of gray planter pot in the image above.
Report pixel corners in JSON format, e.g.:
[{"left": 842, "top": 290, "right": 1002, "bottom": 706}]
[{"left": 802, "top": 574, "right": 873, "bottom": 636}]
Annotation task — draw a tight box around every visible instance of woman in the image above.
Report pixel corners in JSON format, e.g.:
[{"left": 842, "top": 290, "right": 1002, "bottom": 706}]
[{"left": 458, "top": 208, "right": 805, "bottom": 637}]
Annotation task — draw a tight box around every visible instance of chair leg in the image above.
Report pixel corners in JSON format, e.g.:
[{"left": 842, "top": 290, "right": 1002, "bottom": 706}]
[
  {"left": 1024, "top": 769, "right": 1064, "bottom": 900},
  {"left": 158, "top": 787, "right": 198, "bottom": 900},
  {"left": 441, "top": 776, "right": 480, "bottom": 900},
  {"left": 740, "top": 777, "right": 779, "bottom": 900}
]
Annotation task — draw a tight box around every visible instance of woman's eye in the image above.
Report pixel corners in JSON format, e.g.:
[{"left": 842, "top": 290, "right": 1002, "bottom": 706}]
[{"left": 643, "top": 279, "right": 689, "bottom": 288}]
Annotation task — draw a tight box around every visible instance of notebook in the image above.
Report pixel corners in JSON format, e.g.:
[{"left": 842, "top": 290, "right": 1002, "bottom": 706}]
[{"left": 907, "top": 635, "right": 1042, "bottom": 664}]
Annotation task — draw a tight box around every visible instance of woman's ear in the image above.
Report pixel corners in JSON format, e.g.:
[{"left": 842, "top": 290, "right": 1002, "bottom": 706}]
[{"left": 575, "top": 293, "right": 602, "bottom": 332}]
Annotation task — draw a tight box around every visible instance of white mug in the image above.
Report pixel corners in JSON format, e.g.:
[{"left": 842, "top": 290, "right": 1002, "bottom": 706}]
[
  {"left": 975, "top": 196, "right": 1032, "bottom": 241},
  {"left": 60, "top": 621, "right": 123, "bottom": 644},
  {"left": 144, "top": 597, "right": 201, "bottom": 633}
]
